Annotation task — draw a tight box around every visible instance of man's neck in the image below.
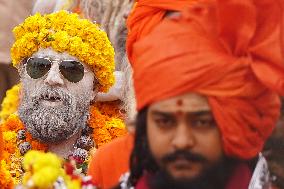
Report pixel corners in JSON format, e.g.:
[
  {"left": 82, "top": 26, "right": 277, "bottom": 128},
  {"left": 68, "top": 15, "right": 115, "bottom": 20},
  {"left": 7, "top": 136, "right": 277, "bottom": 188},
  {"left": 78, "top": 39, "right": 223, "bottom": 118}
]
[{"left": 48, "top": 131, "right": 81, "bottom": 159}]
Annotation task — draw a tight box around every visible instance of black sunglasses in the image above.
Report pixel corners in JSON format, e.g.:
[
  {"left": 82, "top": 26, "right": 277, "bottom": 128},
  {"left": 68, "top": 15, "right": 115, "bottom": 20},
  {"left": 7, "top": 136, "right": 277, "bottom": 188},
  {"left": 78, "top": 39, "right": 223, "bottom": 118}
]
[{"left": 25, "top": 57, "right": 85, "bottom": 83}]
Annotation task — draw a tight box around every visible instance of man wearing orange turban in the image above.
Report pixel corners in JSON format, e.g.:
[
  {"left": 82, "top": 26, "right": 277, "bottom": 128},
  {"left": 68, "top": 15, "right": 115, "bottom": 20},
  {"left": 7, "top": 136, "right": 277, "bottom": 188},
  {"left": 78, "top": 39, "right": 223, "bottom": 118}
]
[
  {"left": 88, "top": 1, "right": 191, "bottom": 189},
  {"left": 113, "top": 0, "right": 284, "bottom": 188}
]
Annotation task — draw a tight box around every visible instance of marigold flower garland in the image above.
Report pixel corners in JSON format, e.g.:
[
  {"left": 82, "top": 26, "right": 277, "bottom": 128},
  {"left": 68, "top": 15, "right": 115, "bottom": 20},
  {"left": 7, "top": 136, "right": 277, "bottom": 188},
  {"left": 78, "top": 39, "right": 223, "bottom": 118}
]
[
  {"left": 89, "top": 101, "right": 128, "bottom": 147},
  {"left": 19, "top": 150, "right": 95, "bottom": 189},
  {"left": 0, "top": 97, "right": 127, "bottom": 187},
  {"left": 1, "top": 114, "right": 47, "bottom": 186},
  {"left": 0, "top": 84, "right": 20, "bottom": 122},
  {"left": 0, "top": 161, "right": 14, "bottom": 189}
]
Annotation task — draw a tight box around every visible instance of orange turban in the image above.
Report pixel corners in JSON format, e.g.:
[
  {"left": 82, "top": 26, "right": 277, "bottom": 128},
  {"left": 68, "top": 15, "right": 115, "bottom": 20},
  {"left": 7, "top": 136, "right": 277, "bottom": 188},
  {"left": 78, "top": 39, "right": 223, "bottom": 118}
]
[
  {"left": 126, "top": 0, "right": 195, "bottom": 63},
  {"left": 131, "top": 0, "right": 284, "bottom": 159}
]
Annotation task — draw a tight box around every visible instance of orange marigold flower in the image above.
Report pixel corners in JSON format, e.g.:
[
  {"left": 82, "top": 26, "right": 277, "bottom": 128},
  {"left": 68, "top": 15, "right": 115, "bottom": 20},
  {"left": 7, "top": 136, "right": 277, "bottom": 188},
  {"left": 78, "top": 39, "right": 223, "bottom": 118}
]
[
  {"left": 26, "top": 133, "right": 47, "bottom": 151},
  {"left": 0, "top": 164, "right": 14, "bottom": 189},
  {"left": 89, "top": 102, "right": 127, "bottom": 148},
  {"left": 2, "top": 114, "right": 24, "bottom": 132}
]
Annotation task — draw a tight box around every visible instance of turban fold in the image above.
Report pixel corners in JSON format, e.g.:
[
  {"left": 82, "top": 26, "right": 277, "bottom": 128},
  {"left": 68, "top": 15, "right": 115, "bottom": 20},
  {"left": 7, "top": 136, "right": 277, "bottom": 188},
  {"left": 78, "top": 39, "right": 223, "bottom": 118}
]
[
  {"left": 126, "top": 0, "right": 195, "bottom": 63},
  {"left": 131, "top": 0, "right": 284, "bottom": 159}
]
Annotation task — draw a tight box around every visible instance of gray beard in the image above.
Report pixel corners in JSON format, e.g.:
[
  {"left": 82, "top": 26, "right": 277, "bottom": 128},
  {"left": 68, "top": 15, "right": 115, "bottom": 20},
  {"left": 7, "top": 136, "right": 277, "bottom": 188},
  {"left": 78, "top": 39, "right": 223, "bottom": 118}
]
[{"left": 18, "top": 86, "right": 91, "bottom": 143}]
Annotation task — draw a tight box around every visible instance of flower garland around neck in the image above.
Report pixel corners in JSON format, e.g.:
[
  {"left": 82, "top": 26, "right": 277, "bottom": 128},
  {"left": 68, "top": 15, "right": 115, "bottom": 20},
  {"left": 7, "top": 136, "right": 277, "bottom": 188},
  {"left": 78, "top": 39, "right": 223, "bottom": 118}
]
[
  {"left": 0, "top": 93, "right": 127, "bottom": 187},
  {"left": 89, "top": 101, "right": 128, "bottom": 148},
  {"left": 17, "top": 150, "right": 96, "bottom": 189},
  {"left": 1, "top": 114, "right": 47, "bottom": 187},
  {"left": 0, "top": 84, "right": 20, "bottom": 122}
]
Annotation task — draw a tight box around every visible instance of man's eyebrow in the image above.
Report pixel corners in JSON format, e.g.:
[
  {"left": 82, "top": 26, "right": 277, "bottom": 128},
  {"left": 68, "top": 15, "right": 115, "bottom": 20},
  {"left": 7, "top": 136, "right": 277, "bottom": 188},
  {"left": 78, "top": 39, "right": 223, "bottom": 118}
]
[
  {"left": 151, "top": 111, "right": 173, "bottom": 117},
  {"left": 189, "top": 111, "right": 213, "bottom": 117},
  {"left": 151, "top": 110, "right": 212, "bottom": 116}
]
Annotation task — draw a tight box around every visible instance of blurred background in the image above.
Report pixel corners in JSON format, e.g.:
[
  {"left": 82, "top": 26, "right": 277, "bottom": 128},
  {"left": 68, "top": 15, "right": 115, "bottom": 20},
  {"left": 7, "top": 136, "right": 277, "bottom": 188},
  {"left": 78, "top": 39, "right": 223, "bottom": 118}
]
[{"left": 0, "top": 0, "right": 35, "bottom": 103}]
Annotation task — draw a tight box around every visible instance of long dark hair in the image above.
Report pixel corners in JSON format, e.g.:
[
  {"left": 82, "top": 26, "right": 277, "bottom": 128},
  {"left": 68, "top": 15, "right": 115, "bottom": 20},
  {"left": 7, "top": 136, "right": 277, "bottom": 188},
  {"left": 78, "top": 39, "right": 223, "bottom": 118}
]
[
  {"left": 126, "top": 107, "right": 158, "bottom": 187},
  {"left": 111, "top": 108, "right": 156, "bottom": 189}
]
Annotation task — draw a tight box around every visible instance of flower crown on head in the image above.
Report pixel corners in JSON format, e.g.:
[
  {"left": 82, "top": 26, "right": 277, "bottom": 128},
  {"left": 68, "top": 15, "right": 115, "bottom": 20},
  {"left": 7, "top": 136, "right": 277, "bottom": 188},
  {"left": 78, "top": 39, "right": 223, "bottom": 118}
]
[{"left": 11, "top": 10, "right": 115, "bottom": 92}]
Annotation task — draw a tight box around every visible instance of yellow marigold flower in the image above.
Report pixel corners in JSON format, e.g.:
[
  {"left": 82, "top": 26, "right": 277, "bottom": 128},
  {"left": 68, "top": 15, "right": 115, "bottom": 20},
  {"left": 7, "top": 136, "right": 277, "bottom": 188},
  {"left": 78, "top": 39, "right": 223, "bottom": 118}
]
[
  {"left": 3, "top": 131, "right": 17, "bottom": 154},
  {"left": 11, "top": 10, "right": 115, "bottom": 92},
  {"left": 23, "top": 151, "right": 64, "bottom": 188},
  {"left": 23, "top": 151, "right": 61, "bottom": 172},
  {"left": 2, "top": 114, "right": 24, "bottom": 132},
  {"left": 0, "top": 84, "right": 20, "bottom": 122},
  {"left": 106, "top": 118, "right": 127, "bottom": 139},
  {"left": 0, "top": 161, "right": 14, "bottom": 189},
  {"left": 32, "top": 167, "right": 61, "bottom": 188},
  {"left": 106, "top": 118, "right": 126, "bottom": 130},
  {"left": 34, "top": 153, "right": 62, "bottom": 172},
  {"left": 66, "top": 179, "right": 81, "bottom": 189},
  {"left": 21, "top": 150, "right": 88, "bottom": 188}
]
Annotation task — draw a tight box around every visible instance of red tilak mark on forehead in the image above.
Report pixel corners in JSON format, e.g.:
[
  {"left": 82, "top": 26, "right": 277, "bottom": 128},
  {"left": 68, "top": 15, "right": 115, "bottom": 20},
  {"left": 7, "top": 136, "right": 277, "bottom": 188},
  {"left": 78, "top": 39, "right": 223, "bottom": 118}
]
[{"left": 176, "top": 99, "right": 183, "bottom": 106}]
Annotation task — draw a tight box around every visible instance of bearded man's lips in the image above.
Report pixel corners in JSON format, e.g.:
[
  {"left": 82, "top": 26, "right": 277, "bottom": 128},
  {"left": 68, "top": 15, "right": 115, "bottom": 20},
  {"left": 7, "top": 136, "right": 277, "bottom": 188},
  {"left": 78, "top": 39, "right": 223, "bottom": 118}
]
[
  {"left": 168, "top": 158, "right": 198, "bottom": 169},
  {"left": 165, "top": 157, "right": 206, "bottom": 179},
  {"left": 40, "top": 93, "right": 63, "bottom": 107}
]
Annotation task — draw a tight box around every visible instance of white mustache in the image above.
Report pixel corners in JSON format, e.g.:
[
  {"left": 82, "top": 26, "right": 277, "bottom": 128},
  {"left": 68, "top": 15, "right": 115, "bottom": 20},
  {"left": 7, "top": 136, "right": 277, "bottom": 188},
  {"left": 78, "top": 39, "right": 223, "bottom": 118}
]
[{"left": 30, "top": 87, "right": 72, "bottom": 105}]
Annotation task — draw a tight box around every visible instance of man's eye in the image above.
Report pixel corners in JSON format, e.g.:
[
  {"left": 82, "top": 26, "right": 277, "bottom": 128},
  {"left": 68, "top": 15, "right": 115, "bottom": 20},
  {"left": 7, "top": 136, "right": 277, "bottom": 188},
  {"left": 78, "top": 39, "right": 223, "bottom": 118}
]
[
  {"left": 154, "top": 118, "right": 175, "bottom": 128},
  {"left": 192, "top": 119, "right": 215, "bottom": 128}
]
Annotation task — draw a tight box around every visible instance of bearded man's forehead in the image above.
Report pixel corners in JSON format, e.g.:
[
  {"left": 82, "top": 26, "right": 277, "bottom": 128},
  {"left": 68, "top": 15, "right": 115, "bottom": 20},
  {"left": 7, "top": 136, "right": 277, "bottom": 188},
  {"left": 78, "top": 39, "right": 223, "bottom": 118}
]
[{"left": 33, "top": 48, "right": 79, "bottom": 61}]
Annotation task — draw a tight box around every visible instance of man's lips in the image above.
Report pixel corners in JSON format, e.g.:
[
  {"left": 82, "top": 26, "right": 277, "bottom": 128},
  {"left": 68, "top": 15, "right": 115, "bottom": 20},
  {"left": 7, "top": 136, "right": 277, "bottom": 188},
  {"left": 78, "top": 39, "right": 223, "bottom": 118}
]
[
  {"left": 41, "top": 100, "right": 63, "bottom": 107},
  {"left": 39, "top": 94, "right": 63, "bottom": 106},
  {"left": 40, "top": 94, "right": 62, "bottom": 101},
  {"left": 169, "top": 158, "right": 197, "bottom": 169},
  {"left": 165, "top": 154, "right": 206, "bottom": 171}
]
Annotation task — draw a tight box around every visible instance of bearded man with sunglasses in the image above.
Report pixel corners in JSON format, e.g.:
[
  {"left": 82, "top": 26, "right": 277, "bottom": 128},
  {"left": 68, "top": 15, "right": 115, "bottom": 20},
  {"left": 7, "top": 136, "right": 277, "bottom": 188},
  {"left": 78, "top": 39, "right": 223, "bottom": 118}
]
[
  {"left": 1, "top": 10, "right": 127, "bottom": 162},
  {"left": 18, "top": 47, "right": 97, "bottom": 156}
]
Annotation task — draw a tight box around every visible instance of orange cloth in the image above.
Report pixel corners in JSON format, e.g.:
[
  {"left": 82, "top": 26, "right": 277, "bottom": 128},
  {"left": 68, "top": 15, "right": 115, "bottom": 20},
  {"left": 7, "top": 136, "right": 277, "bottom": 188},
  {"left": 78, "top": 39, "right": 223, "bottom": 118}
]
[
  {"left": 130, "top": 0, "right": 284, "bottom": 159},
  {"left": 126, "top": 0, "right": 196, "bottom": 63},
  {"left": 88, "top": 133, "right": 134, "bottom": 189}
]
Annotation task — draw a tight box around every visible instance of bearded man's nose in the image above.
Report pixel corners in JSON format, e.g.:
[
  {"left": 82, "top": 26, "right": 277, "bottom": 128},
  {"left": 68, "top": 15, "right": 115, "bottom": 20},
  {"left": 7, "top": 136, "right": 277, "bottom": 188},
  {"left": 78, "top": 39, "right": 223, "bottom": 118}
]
[
  {"left": 172, "top": 124, "right": 196, "bottom": 151},
  {"left": 44, "top": 63, "right": 64, "bottom": 86}
]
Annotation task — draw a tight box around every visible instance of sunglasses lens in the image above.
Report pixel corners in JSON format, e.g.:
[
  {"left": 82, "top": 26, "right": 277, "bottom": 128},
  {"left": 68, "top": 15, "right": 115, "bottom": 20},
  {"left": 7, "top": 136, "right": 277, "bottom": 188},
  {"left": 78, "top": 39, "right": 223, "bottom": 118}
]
[
  {"left": 60, "top": 60, "right": 84, "bottom": 83},
  {"left": 26, "top": 58, "right": 51, "bottom": 79}
]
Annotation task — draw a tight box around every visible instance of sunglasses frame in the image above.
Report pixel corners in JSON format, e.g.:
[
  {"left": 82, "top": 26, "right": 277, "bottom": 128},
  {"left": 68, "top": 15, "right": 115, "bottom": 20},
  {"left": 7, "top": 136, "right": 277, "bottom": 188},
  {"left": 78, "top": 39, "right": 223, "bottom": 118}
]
[{"left": 25, "top": 57, "right": 88, "bottom": 83}]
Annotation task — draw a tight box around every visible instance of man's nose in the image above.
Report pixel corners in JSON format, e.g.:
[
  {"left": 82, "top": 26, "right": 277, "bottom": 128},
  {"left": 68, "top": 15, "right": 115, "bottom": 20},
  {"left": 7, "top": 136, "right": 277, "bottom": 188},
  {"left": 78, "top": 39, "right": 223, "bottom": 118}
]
[
  {"left": 44, "top": 62, "right": 64, "bottom": 86},
  {"left": 172, "top": 123, "right": 196, "bottom": 150}
]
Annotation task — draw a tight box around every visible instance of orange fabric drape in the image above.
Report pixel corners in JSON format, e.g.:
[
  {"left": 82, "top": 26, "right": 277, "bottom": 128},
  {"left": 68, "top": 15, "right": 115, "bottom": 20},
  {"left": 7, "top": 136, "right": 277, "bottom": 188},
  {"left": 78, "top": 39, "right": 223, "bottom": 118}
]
[
  {"left": 88, "top": 133, "right": 134, "bottom": 189},
  {"left": 130, "top": 0, "right": 284, "bottom": 159},
  {"left": 126, "top": 0, "right": 196, "bottom": 63}
]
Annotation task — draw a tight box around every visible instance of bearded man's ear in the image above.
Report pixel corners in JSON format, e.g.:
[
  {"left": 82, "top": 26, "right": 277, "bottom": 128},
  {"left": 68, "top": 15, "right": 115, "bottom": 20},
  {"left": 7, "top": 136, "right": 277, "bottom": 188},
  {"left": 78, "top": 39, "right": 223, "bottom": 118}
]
[
  {"left": 90, "top": 79, "right": 99, "bottom": 103},
  {"left": 95, "top": 71, "right": 125, "bottom": 102}
]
